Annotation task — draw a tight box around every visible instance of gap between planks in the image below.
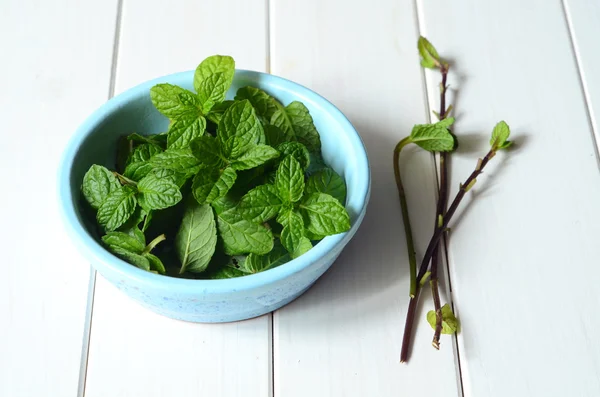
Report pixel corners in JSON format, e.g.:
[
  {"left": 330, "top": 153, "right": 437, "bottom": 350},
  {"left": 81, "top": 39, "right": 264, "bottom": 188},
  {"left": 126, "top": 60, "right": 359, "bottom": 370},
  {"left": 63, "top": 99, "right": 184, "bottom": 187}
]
[
  {"left": 78, "top": 0, "right": 125, "bottom": 395},
  {"left": 413, "top": 0, "right": 465, "bottom": 394},
  {"left": 560, "top": 0, "right": 600, "bottom": 169}
]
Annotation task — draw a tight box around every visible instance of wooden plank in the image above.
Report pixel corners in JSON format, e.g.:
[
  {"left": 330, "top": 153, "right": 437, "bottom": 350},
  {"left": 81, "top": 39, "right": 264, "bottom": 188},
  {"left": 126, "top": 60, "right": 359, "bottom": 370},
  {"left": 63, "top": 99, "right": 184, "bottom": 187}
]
[
  {"left": 0, "top": 1, "right": 118, "bottom": 396},
  {"left": 83, "top": 1, "right": 272, "bottom": 396},
  {"left": 417, "top": 0, "right": 600, "bottom": 396},
  {"left": 563, "top": 0, "right": 600, "bottom": 150},
  {"left": 270, "top": 1, "right": 462, "bottom": 396}
]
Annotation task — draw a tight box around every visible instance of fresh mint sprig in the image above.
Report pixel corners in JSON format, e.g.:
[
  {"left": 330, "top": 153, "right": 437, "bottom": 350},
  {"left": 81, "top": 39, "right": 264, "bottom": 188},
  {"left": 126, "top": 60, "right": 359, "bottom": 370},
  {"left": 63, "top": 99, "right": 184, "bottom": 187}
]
[{"left": 396, "top": 37, "right": 514, "bottom": 362}]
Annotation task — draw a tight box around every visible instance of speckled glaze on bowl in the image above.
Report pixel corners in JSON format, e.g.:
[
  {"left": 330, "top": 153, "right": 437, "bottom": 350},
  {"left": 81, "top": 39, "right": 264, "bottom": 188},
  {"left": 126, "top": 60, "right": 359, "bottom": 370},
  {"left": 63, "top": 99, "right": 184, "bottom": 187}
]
[{"left": 58, "top": 70, "right": 370, "bottom": 323}]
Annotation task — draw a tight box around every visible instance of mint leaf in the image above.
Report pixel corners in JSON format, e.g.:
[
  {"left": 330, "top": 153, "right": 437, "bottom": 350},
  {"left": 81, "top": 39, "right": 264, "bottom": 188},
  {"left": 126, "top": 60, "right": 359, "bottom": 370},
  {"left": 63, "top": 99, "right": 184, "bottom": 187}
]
[
  {"left": 300, "top": 193, "right": 350, "bottom": 236},
  {"left": 236, "top": 184, "right": 283, "bottom": 223},
  {"left": 410, "top": 118, "right": 456, "bottom": 152},
  {"left": 285, "top": 102, "right": 321, "bottom": 152},
  {"left": 128, "top": 132, "right": 167, "bottom": 148},
  {"left": 212, "top": 194, "right": 238, "bottom": 215},
  {"left": 276, "top": 141, "right": 310, "bottom": 170},
  {"left": 245, "top": 242, "right": 290, "bottom": 273},
  {"left": 235, "top": 86, "right": 281, "bottom": 120},
  {"left": 418, "top": 36, "right": 444, "bottom": 69},
  {"left": 306, "top": 168, "right": 346, "bottom": 204},
  {"left": 190, "top": 134, "right": 225, "bottom": 168},
  {"left": 279, "top": 210, "right": 312, "bottom": 258},
  {"left": 149, "top": 148, "right": 202, "bottom": 175},
  {"left": 217, "top": 211, "right": 274, "bottom": 255},
  {"left": 264, "top": 124, "right": 292, "bottom": 147},
  {"left": 206, "top": 100, "right": 234, "bottom": 124},
  {"left": 271, "top": 102, "right": 321, "bottom": 153},
  {"left": 150, "top": 83, "right": 200, "bottom": 118},
  {"left": 110, "top": 246, "right": 150, "bottom": 271},
  {"left": 123, "top": 143, "right": 162, "bottom": 181},
  {"left": 192, "top": 167, "right": 237, "bottom": 204},
  {"left": 219, "top": 100, "right": 263, "bottom": 159},
  {"left": 102, "top": 231, "right": 145, "bottom": 253},
  {"left": 230, "top": 144, "right": 279, "bottom": 171},
  {"left": 275, "top": 155, "right": 305, "bottom": 203},
  {"left": 96, "top": 186, "right": 137, "bottom": 231},
  {"left": 167, "top": 112, "right": 206, "bottom": 149},
  {"left": 175, "top": 202, "right": 217, "bottom": 273},
  {"left": 148, "top": 168, "right": 188, "bottom": 188},
  {"left": 82, "top": 165, "right": 121, "bottom": 209},
  {"left": 194, "top": 55, "right": 235, "bottom": 109},
  {"left": 426, "top": 303, "right": 459, "bottom": 334},
  {"left": 210, "top": 266, "right": 246, "bottom": 279},
  {"left": 490, "top": 120, "right": 511, "bottom": 150},
  {"left": 137, "top": 173, "right": 182, "bottom": 210},
  {"left": 143, "top": 253, "right": 166, "bottom": 274}
]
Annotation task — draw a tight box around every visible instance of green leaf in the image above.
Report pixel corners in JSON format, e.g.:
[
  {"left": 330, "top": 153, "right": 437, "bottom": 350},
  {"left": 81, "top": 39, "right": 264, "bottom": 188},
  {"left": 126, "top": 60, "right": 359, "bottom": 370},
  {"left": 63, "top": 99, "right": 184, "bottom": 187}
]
[
  {"left": 190, "top": 134, "right": 225, "bottom": 168},
  {"left": 276, "top": 141, "right": 310, "bottom": 170},
  {"left": 123, "top": 143, "right": 162, "bottom": 181},
  {"left": 275, "top": 155, "right": 305, "bottom": 203},
  {"left": 167, "top": 112, "right": 206, "bottom": 149},
  {"left": 418, "top": 36, "right": 444, "bottom": 69},
  {"left": 102, "top": 231, "right": 145, "bottom": 254},
  {"left": 235, "top": 184, "right": 283, "bottom": 223},
  {"left": 306, "top": 152, "right": 328, "bottom": 176},
  {"left": 82, "top": 165, "right": 121, "bottom": 209},
  {"left": 305, "top": 229, "right": 326, "bottom": 241},
  {"left": 306, "top": 168, "right": 346, "bottom": 204},
  {"left": 212, "top": 194, "right": 238, "bottom": 215},
  {"left": 150, "top": 83, "right": 200, "bottom": 118},
  {"left": 143, "top": 253, "right": 166, "bottom": 274},
  {"left": 217, "top": 210, "right": 274, "bottom": 255},
  {"left": 210, "top": 266, "right": 246, "bottom": 279},
  {"left": 279, "top": 210, "right": 312, "bottom": 258},
  {"left": 137, "top": 173, "right": 182, "bottom": 210},
  {"left": 206, "top": 100, "right": 234, "bottom": 124},
  {"left": 175, "top": 201, "right": 217, "bottom": 273},
  {"left": 410, "top": 118, "right": 456, "bottom": 152},
  {"left": 97, "top": 186, "right": 137, "bottom": 231},
  {"left": 271, "top": 102, "right": 321, "bottom": 153},
  {"left": 245, "top": 242, "right": 290, "bottom": 273},
  {"left": 235, "top": 86, "right": 282, "bottom": 120},
  {"left": 426, "top": 303, "right": 459, "bottom": 334},
  {"left": 264, "top": 124, "right": 292, "bottom": 147},
  {"left": 149, "top": 148, "right": 202, "bottom": 175},
  {"left": 192, "top": 167, "right": 237, "bottom": 204},
  {"left": 230, "top": 144, "right": 280, "bottom": 171},
  {"left": 300, "top": 193, "right": 350, "bottom": 236},
  {"left": 110, "top": 246, "right": 150, "bottom": 271},
  {"left": 148, "top": 168, "right": 188, "bottom": 188},
  {"left": 285, "top": 102, "right": 321, "bottom": 152},
  {"left": 194, "top": 55, "right": 235, "bottom": 109},
  {"left": 127, "top": 132, "right": 168, "bottom": 148},
  {"left": 490, "top": 120, "right": 511, "bottom": 150},
  {"left": 219, "top": 100, "right": 263, "bottom": 159}
]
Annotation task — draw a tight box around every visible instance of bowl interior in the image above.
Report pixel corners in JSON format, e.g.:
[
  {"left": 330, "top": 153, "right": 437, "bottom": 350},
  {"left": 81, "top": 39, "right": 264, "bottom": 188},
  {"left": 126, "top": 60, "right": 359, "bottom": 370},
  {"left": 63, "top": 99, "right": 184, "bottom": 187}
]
[{"left": 64, "top": 70, "right": 370, "bottom": 282}]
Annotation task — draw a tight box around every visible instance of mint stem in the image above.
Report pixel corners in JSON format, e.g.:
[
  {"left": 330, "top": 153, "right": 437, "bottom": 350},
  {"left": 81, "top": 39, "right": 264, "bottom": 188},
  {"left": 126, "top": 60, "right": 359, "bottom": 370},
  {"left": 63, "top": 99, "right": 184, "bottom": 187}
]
[
  {"left": 393, "top": 136, "right": 418, "bottom": 298},
  {"left": 144, "top": 234, "right": 166, "bottom": 254},
  {"left": 401, "top": 66, "right": 450, "bottom": 362},
  {"left": 432, "top": 67, "right": 449, "bottom": 349}
]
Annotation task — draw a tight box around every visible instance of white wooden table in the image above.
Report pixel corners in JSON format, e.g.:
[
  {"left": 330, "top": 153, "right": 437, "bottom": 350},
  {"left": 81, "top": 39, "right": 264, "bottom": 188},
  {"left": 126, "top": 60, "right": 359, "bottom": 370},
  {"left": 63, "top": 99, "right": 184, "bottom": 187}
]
[{"left": 3, "top": 1, "right": 600, "bottom": 396}]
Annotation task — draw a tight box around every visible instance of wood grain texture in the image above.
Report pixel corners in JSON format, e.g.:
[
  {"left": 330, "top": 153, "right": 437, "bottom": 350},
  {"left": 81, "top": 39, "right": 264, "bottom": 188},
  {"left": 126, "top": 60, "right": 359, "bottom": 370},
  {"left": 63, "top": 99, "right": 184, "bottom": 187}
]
[
  {"left": 270, "top": 1, "right": 461, "bottom": 396},
  {"left": 563, "top": 0, "right": 600, "bottom": 152},
  {"left": 418, "top": 0, "right": 600, "bottom": 395},
  {"left": 83, "top": 1, "right": 272, "bottom": 396},
  {"left": 0, "top": 1, "right": 118, "bottom": 396}
]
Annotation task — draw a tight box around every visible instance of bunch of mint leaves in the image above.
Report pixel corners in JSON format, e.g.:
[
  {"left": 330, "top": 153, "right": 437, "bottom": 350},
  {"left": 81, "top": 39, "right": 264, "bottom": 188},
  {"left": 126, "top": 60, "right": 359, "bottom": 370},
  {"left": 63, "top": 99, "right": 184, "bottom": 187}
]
[{"left": 80, "top": 55, "right": 351, "bottom": 278}]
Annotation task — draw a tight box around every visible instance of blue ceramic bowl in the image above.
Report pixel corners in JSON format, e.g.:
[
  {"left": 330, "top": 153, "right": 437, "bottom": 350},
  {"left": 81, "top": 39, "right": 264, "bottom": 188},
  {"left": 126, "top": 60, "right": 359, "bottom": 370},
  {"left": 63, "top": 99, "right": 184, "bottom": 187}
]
[{"left": 58, "top": 70, "right": 370, "bottom": 323}]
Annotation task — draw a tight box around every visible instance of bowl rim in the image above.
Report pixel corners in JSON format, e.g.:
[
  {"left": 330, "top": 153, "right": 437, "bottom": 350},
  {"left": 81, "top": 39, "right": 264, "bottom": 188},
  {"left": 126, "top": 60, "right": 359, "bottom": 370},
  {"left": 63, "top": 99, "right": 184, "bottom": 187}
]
[{"left": 58, "top": 69, "right": 371, "bottom": 294}]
